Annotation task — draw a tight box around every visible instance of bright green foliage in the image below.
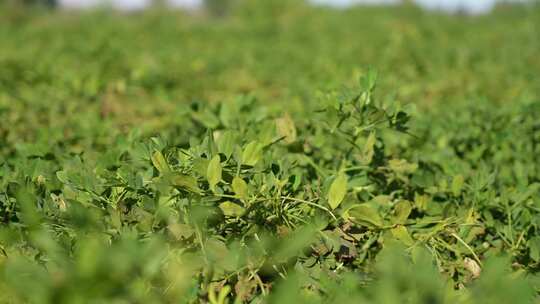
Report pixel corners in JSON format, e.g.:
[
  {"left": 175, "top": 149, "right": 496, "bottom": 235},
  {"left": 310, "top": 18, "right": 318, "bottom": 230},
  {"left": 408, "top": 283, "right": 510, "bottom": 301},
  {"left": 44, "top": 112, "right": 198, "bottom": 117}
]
[
  {"left": 328, "top": 173, "right": 347, "bottom": 210},
  {"left": 207, "top": 155, "right": 222, "bottom": 192},
  {"left": 1, "top": 2, "right": 540, "bottom": 303}
]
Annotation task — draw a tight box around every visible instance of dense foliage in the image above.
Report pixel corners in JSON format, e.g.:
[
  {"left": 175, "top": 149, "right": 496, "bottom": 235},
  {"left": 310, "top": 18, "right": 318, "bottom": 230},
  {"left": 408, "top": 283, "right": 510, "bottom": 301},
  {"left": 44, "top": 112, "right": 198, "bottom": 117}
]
[{"left": 1, "top": 2, "right": 540, "bottom": 303}]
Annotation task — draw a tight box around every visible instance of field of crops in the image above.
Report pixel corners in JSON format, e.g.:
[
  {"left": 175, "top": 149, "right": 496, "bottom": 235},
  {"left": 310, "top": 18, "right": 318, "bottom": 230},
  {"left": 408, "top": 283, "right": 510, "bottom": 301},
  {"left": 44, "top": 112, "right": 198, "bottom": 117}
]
[{"left": 1, "top": 1, "right": 540, "bottom": 303}]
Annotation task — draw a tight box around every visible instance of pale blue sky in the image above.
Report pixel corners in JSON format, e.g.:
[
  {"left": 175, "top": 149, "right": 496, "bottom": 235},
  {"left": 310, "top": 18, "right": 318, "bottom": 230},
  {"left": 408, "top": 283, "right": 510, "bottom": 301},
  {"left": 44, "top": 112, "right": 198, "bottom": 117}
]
[
  {"left": 58, "top": 0, "right": 516, "bottom": 14},
  {"left": 313, "top": 0, "right": 496, "bottom": 13}
]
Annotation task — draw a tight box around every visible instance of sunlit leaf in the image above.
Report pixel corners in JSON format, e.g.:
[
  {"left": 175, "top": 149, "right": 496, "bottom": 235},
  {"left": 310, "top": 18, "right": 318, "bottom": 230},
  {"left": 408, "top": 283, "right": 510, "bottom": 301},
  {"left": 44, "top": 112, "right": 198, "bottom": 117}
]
[
  {"left": 390, "top": 225, "right": 414, "bottom": 246},
  {"left": 347, "top": 204, "right": 383, "bottom": 228},
  {"left": 219, "top": 201, "right": 246, "bottom": 217},
  {"left": 275, "top": 113, "right": 297, "bottom": 144},
  {"left": 207, "top": 155, "right": 222, "bottom": 192},
  {"left": 151, "top": 151, "right": 170, "bottom": 174},
  {"left": 232, "top": 176, "right": 248, "bottom": 201},
  {"left": 328, "top": 173, "right": 347, "bottom": 210},
  {"left": 242, "top": 141, "right": 263, "bottom": 167},
  {"left": 392, "top": 200, "right": 412, "bottom": 224}
]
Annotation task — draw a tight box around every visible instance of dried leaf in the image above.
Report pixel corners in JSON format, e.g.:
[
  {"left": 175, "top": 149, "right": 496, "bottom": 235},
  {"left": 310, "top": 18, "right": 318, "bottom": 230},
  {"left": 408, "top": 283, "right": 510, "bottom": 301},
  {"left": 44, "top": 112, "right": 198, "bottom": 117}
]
[{"left": 464, "top": 257, "right": 481, "bottom": 279}]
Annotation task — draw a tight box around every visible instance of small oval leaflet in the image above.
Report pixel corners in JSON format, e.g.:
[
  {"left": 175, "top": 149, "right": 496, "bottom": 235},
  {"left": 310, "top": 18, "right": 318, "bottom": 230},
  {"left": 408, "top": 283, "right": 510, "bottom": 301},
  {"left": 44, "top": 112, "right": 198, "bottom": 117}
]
[
  {"left": 217, "top": 131, "right": 236, "bottom": 159},
  {"left": 232, "top": 176, "right": 248, "bottom": 201},
  {"left": 347, "top": 204, "right": 383, "bottom": 228},
  {"left": 242, "top": 141, "right": 263, "bottom": 167},
  {"left": 207, "top": 155, "right": 222, "bottom": 192},
  {"left": 390, "top": 225, "right": 414, "bottom": 246},
  {"left": 360, "top": 132, "right": 376, "bottom": 165},
  {"left": 219, "top": 201, "right": 246, "bottom": 217},
  {"left": 392, "top": 200, "right": 412, "bottom": 224},
  {"left": 172, "top": 174, "right": 201, "bottom": 194},
  {"left": 56, "top": 170, "right": 69, "bottom": 184},
  {"left": 275, "top": 113, "right": 297, "bottom": 144},
  {"left": 452, "top": 174, "right": 465, "bottom": 196},
  {"left": 328, "top": 173, "right": 347, "bottom": 210}
]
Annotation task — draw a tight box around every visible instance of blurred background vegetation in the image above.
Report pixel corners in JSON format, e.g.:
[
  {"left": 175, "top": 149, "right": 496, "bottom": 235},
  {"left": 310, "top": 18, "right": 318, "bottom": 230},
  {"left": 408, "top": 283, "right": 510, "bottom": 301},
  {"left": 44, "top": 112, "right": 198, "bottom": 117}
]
[{"left": 1, "top": 1, "right": 540, "bottom": 303}]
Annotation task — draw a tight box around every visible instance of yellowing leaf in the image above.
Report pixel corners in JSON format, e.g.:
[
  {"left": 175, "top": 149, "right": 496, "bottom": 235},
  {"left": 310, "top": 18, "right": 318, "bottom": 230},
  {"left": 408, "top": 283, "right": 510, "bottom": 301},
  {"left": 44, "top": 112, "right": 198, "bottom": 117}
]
[
  {"left": 328, "top": 173, "right": 347, "bottom": 210},
  {"left": 151, "top": 151, "right": 170, "bottom": 174},
  {"left": 219, "top": 201, "right": 246, "bottom": 217},
  {"left": 168, "top": 223, "right": 195, "bottom": 240},
  {"left": 275, "top": 114, "right": 297, "bottom": 144},
  {"left": 232, "top": 176, "right": 248, "bottom": 201},
  {"left": 207, "top": 155, "right": 222, "bottom": 192}
]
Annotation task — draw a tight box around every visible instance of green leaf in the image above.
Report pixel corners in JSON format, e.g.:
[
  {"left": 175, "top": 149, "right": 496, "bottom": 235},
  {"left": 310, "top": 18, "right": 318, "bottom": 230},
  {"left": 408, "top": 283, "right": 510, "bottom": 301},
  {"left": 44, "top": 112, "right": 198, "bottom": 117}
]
[
  {"left": 56, "top": 170, "right": 69, "bottom": 184},
  {"left": 360, "top": 68, "right": 378, "bottom": 92},
  {"left": 529, "top": 236, "right": 540, "bottom": 262},
  {"left": 393, "top": 200, "right": 412, "bottom": 224},
  {"left": 217, "top": 131, "right": 236, "bottom": 159},
  {"left": 219, "top": 201, "right": 246, "bottom": 217},
  {"left": 390, "top": 225, "right": 414, "bottom": 246},
  {"left": 328, "top": 173, "right": 347, "bottom": 210},
  {"left": 388, "top": 159, "right": 418, "bottom": 174},
  {"left": 242, "top": 141, "right": 263, "bottom": 166},
  {"left": 207, "top": 155, "right": 222, "bottom": 192},
  {"left": 192, "top": 110, "right": 220, "bottom": 129},
  {"left": 151, "top": 151, "right": 170, "bottom": 174},
  {"left": 219, "top": 102, "right": 235, "bottom": 128},
  {"left": 359, "top": 132, "right": 376, "bottom": 165},
  {"left": 452, "top": 174, "right": 465, "bottom": 196},
  {"left": 193, "top": 157, "right": 210, "bottom": 177},
  {"left": 347, "top": 204, "right": 383, "bottom": 228},
  {"left": 171, "top": 174, "right": 201, "bottom": 194},
  {"left": 206, "top": 130, "right": 218, "bottom": 157},
  {"left": 232, "top": 176, "right": 248, "bottom": 201}
]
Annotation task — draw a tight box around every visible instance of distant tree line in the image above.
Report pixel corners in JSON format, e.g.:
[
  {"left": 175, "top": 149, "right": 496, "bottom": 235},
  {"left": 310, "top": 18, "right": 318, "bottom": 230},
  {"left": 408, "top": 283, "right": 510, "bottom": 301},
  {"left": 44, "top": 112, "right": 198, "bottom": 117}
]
[
  {"left": 6, "top": 0, "right": 313, "bottom": 14},
  {"left": 5, "top": 0, "right": 57, "bottom": 7},
  {"left": 9, "top": 0, "right": 233, "bottom": 10}
]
